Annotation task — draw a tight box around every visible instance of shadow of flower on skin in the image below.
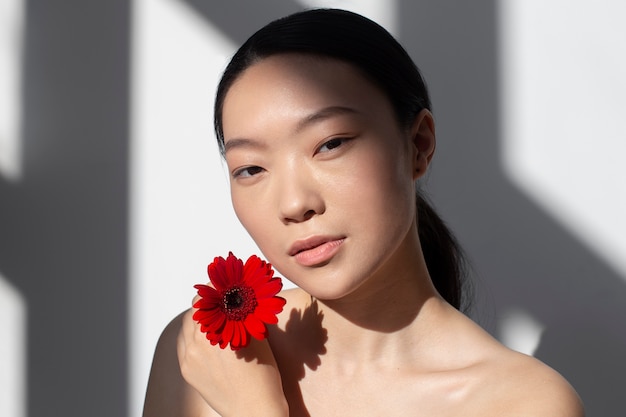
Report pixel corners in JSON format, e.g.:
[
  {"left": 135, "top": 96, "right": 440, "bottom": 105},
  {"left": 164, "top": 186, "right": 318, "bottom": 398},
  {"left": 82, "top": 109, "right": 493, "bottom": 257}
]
[
  {"left": 232, "top": 297, "right": 327, "bottom": 365},
  {"left": 269, "top": 298, "right": 328, "bottom": 417},
  {"left": 279, "top": 299, "right": 327, "bottom": 378}
]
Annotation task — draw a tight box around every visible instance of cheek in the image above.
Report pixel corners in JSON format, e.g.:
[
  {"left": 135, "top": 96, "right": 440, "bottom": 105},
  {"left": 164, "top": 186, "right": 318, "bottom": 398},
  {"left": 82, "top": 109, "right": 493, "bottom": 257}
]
[
  {"left": 332, "top": 147, "right": 416, "bottom": 233},
  {"left": 231, "top": 188, "right": 286, "bottom": 263},
  {"left": 344, "top": 142, "right": 414, "bottom": 206},
  {"left": 231, "top": 190, "right": 268, "bottom": 242}
]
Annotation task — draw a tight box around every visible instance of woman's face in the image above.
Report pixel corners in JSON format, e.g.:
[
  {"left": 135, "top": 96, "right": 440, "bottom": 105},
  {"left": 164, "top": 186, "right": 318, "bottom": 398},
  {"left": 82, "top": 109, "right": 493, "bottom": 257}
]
[{"left": 221, "top": 54, "right": 433, "bottom": 300}]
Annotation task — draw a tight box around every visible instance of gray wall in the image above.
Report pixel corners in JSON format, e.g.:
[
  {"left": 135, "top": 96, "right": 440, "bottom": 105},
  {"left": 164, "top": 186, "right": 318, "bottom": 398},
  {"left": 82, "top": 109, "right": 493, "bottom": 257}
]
[
  {"left": 0, "top": 1, "right": 623, "bottom": 416},
  {"left": 0, "top": 1, "right": 130, "bottom": 417}
]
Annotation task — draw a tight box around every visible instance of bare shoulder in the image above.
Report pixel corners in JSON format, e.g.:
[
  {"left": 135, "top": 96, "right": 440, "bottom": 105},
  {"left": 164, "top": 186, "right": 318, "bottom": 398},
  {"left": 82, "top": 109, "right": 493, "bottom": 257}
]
[
  {"left": 143, "top": 311, "right": 218, "bottom": 417},
  {"left": 275, "top": 287, "right": 312, "bottom": 325},
  {"left": 278, "top": 287, "right": 310, "bottom": 305},
  {"left": 438, "top": 307, "right": 583, "bottom": 416},
  {"left": 476, "top": 346, "right": 584, "bottom": 416}
]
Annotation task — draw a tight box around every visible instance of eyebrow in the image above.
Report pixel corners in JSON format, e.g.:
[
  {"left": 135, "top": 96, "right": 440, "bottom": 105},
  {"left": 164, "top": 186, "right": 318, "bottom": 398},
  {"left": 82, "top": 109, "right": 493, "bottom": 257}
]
[
  {"left": 223, "top": 106, "right": 360, "bottom": 154},
  {"left": 295, "top": 106, "right": 360, "bottom": 133},
  {"left": 223, "top": 138, "right": 267, "bottom": 154}
]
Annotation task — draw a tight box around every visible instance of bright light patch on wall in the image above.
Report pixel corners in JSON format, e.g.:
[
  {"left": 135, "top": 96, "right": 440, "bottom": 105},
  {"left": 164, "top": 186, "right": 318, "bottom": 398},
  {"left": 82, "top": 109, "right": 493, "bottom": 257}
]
[
  {"left": 499, "top": 0, "right": 626, "bottom": 278},
  {"left": 130, "top": 0, "right": 267, "bottom": 415},
  {"left": 296, "top": 0, "right": 397, "bottom": 34},
  {"left": 0, "top": 0, "right": 23, "bottom": 181},
  {"left": 0, "top": 274, "right": 26, "bottom": 417},
  {"left": 499, "top": 307, "right": 544, "bottom": 356}
]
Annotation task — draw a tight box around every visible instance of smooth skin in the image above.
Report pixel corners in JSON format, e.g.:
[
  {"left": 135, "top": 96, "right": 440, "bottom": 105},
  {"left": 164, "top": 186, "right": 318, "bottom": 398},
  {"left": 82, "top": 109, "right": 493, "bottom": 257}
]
[{"left": 143, "top": 54, "right": 584, "bottom": 417}]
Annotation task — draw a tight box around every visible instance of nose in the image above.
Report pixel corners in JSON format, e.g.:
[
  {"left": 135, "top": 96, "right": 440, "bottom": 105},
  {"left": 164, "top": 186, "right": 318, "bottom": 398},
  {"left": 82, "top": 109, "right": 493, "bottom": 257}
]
[{"left": 276, "top": 163, "right": 325, "bottom": 224}]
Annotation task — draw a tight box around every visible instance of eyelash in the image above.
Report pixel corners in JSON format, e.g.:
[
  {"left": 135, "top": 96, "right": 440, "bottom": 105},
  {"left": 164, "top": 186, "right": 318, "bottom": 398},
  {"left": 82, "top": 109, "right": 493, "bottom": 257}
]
[
  {"left": 231, "top": 136, "right": 354, "bottom": 178},
  {"left": 316, "top": 137, "right": 352, "bottom": 153},
  {"left": 232, "top": 165, "right": 264, "bottom": 179}
]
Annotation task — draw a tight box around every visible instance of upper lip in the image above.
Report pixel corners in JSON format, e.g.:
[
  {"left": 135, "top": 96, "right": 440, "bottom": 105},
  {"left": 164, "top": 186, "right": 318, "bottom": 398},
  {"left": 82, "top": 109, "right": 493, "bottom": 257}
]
[{"left": 288, "top": 235, "right": 345, "bottom": 256}]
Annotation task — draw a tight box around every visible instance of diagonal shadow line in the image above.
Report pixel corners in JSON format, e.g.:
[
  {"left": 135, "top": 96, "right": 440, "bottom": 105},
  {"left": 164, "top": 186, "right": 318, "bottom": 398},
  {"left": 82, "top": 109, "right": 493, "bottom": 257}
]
[
  {"left": 181, "top": 0, "right": 303, "bottom": 45},
  {"left": 397, "top": 1, "right": 626, "bottom": 416}
]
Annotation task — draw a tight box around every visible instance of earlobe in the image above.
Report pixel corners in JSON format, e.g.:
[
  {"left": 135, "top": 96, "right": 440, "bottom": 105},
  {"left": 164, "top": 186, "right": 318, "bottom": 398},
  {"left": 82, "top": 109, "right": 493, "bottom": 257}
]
[{"left": 410, "top": 109, "right": 436, "bottom": 179}]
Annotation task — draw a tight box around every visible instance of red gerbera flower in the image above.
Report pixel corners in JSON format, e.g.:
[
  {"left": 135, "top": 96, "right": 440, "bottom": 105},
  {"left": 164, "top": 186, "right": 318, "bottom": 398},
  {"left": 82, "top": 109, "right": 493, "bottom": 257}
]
[{"left": 192, "top": 252, "right": 286, "bottom": 350}]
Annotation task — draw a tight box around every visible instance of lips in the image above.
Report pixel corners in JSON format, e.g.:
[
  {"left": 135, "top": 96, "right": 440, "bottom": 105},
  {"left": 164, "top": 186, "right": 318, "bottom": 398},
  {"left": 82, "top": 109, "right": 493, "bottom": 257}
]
[{"left": 289, "top": 236, "right": 345, "bottom": 267}]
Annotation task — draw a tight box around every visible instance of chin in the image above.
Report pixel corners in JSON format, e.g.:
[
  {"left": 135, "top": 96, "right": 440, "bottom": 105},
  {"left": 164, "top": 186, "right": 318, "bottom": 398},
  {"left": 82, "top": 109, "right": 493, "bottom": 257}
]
[{"left": 299, "top": 278, "right": 367, "bottom": 302}]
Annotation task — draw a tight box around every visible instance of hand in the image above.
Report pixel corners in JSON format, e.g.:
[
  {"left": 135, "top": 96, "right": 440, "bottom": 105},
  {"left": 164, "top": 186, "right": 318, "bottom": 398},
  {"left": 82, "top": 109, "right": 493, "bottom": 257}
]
[{"left": 177, "top": 298, "right": 289, "bottom": 417}]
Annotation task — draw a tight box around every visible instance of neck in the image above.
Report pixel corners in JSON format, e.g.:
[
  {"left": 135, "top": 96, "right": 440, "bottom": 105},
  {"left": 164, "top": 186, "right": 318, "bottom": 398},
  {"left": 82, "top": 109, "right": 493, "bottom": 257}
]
[
  {"left": 313, "top": 232, "right": 444, "bottom": 368},
  {"left": 312, "top": 299, "right": 447, "bottom": 379}
]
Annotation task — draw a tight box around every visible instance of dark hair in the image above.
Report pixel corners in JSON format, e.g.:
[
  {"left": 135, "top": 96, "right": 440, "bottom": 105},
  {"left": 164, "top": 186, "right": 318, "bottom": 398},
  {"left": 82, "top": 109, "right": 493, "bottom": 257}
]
[{"left": 214, "top": 8, "right": 470, "bottom": 311}]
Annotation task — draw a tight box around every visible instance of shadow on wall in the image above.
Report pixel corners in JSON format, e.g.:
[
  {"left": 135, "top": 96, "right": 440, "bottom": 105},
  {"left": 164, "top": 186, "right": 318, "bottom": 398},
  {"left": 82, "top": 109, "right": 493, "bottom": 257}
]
[
  {"left": 0, "top": 1, "right": 623, "bottom": 416},
  {"left": 397, "top": 1, "right": 626, "bottom": 416},
  {"left": 0, "top": 1, "right": 131, "bottom": 416}
]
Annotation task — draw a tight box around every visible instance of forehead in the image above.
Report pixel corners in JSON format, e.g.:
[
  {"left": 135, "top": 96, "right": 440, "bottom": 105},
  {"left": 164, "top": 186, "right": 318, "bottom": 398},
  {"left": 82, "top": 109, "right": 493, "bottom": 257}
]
[
  {"left": 228, "top": 54, "right": 380, "bottom": 100},
  {"left": 221, "top": 54, "right": 394, "bottom": 138}
]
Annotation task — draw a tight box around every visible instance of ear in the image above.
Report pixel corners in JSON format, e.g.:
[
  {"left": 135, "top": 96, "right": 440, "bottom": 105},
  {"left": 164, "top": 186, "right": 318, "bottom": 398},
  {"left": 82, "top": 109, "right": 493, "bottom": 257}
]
[{"left": 409, "top": 109, "right": 436, "bottom": 180}]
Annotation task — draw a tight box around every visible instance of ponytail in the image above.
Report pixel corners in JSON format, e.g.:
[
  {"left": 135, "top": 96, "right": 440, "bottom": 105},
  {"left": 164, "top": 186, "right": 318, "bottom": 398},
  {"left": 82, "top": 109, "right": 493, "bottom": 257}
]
[{"left": 417, "top": 193, "right": 470, "bottom": 311}]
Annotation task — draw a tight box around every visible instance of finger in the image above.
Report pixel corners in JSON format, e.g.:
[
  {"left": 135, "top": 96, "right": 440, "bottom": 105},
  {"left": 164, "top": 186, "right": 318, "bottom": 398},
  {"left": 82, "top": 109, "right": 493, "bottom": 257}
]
[
  {"left": 176, "top": 310, "right": 192, "bottom": 364},
  {"left": 191, "top": 294, "right": 201, "bottom": 306},
  {"left": 184, "top": 308, "right": 210, "bottom": 345}
]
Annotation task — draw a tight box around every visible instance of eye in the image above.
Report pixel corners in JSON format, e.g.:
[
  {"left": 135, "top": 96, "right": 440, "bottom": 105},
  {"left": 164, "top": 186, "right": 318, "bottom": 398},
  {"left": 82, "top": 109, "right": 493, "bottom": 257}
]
[
  {"left": 232, "top": 165, "right": 264, "bottom": 179},
  {"left": 317, "top": 137, "right": 350, "bottom": 153}
]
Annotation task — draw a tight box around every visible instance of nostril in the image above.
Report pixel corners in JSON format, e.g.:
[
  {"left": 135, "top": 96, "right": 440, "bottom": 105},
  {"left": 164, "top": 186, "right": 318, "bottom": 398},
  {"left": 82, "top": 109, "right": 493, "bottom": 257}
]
[{"left": 303, "top": 209, "right": 316, "bottom": 220}]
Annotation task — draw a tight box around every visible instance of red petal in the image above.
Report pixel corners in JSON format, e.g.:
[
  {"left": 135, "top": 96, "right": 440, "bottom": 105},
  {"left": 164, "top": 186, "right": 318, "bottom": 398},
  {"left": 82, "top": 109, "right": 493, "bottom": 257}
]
[
  {"left": 254, "top": 309, "right": 279, "bottom": 324},
  {"left": 239, "top": 320, "right": 250, "bottom": 349},
  {"left": 231, "top": 321, "right": 242, "bottom": 348},
  {"left": 254, "top": 298, "right": 286, "bottom": 323},
  {"left": 242, "top": 255, "right": 262, "bottom": 284},
  {"left": 241, "top": 322, "right": 249, "bottom": 348},
  {"left": 219, "top": 338, "right": 229, "bottom": 349},
  {"left": 208, "top": 256, "right": 229, "bottom": 290},
  {"left": 193, "top": 295, "right": 220, "bottom": 309},
  {"left": 194, "top": 284, "right": 220, "bottom": 299},
  {"left": 193, "top": 308, "right": 222, "bottom": 324},
  {"left": 244, "top": 313, "right": 267, "bottom": 340},
  {"left": 258, "top": 296, "right": 287, "bottom": 312},
  {"left": 192, "top": 308, "right": 215, "bottom": 321},
  {"left": 204, "top": 330, "right": 222, "bottom": 347},
  {"left": 222, "top": 320, "right": 235, "bottom": 345},
  {"left": 253, "top": 278, "right": 283, "bottom": 299},
  {"left": 243, "top": 256, "right": 273, "bottom": 287},
  {"left": 226, "top": 252, "right": 244, "bottom": 284},
  {"left": 210, "top": 253, "right": 245, "bottom": 290},
  {"left": 202, "top": 313, "right": 226, "bottom": 333},
  {"left": 206, "top": 333, "right": 218, "bottom": 343}
]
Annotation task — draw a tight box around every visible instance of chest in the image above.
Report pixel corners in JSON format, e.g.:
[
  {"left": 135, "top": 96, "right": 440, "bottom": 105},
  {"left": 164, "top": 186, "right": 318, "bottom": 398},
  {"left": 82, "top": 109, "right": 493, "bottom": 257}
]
[{"left": 281, "top": 365, "right": 478, "bottom": 417}]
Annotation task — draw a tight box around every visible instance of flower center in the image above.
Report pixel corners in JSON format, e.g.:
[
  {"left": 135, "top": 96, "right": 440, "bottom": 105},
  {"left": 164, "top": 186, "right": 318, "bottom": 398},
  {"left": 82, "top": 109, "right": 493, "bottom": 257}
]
[{"left": 221, "top": 286, "right": 257, "bottom": 321}]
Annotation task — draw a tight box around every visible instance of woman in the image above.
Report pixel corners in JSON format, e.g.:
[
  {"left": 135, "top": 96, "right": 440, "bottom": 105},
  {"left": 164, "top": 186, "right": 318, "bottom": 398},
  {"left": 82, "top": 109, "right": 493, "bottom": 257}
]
[{"left": 143, "top": 9, "right": 583, "bottom": 416}]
